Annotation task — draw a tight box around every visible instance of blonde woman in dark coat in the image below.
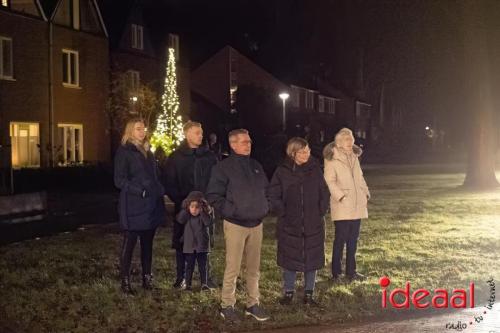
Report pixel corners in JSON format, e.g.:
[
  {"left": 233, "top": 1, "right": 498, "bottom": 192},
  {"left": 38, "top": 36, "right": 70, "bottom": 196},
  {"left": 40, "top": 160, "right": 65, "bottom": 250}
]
[{"left": 114, "top": 118, "right": 165, "bottom": 294}]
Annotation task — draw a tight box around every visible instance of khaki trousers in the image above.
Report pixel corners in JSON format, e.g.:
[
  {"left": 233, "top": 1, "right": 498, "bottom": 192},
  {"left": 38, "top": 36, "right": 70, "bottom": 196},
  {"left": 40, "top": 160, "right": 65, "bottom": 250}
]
[{"left": 221, "top": 220, "right": 263, "bottom": 308}]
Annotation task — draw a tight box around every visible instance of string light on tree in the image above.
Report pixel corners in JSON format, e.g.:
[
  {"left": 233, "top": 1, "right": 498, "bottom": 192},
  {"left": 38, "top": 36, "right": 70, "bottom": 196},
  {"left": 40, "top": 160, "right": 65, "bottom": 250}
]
[{"left": 151, "top": 48, "right": 184, "bottom": 154}]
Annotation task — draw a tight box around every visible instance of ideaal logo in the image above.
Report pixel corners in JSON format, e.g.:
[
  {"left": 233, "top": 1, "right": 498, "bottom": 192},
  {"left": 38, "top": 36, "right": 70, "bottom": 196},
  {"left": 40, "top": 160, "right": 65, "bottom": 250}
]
[
  {"left": 445, "top": 278, "right": 496, "bottom": 331},
  {"left": 379, "top": 276, "right": 475, "bottom": 309},
  {"left": 379, "top": 276, "right": 496, "bottom": 331}
]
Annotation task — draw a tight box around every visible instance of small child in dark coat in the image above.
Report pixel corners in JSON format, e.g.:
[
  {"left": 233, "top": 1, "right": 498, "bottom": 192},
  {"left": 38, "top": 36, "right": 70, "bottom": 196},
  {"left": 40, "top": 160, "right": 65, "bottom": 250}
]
[{"left": 176, "top": 191, "right": 214, "bottom": 291}]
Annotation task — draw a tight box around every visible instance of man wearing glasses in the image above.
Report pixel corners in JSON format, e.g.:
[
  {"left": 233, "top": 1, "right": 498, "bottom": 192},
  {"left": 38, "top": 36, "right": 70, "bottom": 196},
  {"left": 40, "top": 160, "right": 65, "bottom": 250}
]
[{"left": 206, "top": 129, "right": 270, "bottom": 323}]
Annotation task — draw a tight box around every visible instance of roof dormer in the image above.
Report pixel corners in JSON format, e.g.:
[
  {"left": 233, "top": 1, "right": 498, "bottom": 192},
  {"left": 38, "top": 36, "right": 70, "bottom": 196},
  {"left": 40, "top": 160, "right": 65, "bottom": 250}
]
[{"left": 51, "top": 0, "right": 107, "bottom": 36}]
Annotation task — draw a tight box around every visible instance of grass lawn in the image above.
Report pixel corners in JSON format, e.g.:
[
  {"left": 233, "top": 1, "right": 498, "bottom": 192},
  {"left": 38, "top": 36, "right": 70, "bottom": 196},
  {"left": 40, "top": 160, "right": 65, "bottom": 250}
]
[{"left": 1, "top": 165, "right": 500, "bottom": 332}]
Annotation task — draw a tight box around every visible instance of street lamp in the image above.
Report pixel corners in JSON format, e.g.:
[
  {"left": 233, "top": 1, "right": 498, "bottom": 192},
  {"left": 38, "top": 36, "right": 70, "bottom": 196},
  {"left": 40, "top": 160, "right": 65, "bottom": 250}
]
[
  {"left": 279, "top": 92, "right": 290, "bottom": 132},
  {"left": 130, "top": 96, "right": 138, "bottom": 114}
]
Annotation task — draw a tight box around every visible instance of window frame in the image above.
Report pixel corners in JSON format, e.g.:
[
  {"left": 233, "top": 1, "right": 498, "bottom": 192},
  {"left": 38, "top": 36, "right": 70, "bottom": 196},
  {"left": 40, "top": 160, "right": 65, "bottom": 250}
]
[
  {"left": 131, "top": 24, "right": 144, "bottom": 50},
  {"left": 0, "top": 36, "right": 14, "bottom": 80},
  {"left": 127, "top": 70, "right": 140, "bottom": 92},
  {"left": 57, "top": 123, "right": 84, "bottom": 165},
  {"left": 62, "top": 49, "right": 79, "bottom": 87},
  {"left": 71, "top": 0, "right": 80, "bottom": 30}
]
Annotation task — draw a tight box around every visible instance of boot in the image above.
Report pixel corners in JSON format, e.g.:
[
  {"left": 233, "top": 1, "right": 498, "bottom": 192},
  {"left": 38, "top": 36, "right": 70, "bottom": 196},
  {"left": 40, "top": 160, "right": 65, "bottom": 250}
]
[
  {"left": 173, "top": 277, "right": 186, "bottom": 289},
  {"left": 121, "top": 277, "right": 136, "bottom": 295},
  {"left": 279, "top": 291, "right": 294, "bottom": 305},
  {"left": 304, "top": 290, "right": 319, "bottom": 306},
  {"left": 142, "top": 274, "right": 154, "bottom": 290}
]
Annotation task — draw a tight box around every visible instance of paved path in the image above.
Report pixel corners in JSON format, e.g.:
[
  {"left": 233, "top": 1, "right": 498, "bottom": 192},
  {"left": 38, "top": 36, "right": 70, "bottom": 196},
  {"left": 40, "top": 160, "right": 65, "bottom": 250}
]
[{"left": 255, "top": 303, "right": 500, "bottom": 333}]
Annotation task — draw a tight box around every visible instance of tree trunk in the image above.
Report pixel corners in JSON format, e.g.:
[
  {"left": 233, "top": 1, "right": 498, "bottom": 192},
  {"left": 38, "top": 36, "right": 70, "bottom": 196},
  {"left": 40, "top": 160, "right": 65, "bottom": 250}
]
[{"left": 462, "top": 0, "right": 499, "bottom": 189}]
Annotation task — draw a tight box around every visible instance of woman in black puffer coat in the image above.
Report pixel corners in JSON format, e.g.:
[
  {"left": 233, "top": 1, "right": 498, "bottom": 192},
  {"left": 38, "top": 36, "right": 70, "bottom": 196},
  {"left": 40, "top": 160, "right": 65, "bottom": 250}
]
[
  {"left": 268, "top": 137, "right": 330, "bottom": 305},
  {"left": 114, "top": 118, "right": 165, "bottom": 294}
]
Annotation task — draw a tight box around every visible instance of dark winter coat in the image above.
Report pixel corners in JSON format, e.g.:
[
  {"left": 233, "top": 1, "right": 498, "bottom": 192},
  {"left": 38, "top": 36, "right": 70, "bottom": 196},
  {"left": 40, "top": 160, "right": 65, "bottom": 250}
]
[
  {"left": 176, "top": 210, "right": 213, "bottom": 253},
  {"left": 162, "top": 141, "right": 217, "bottom": 249},
  {"left": 114, "top": 142, "right": 165, "bottom": 231},
  {"left": 206, "top": 153, "right": 269, "bottom": 228},
  {"left": 268, "top": 157, "right": 330, "bottom": 272}
]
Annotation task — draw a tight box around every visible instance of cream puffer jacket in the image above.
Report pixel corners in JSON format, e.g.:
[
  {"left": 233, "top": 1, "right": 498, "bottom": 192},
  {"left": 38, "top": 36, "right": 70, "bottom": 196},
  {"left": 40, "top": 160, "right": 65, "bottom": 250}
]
[{"left": 323, "top": 143, "right": 370, "bottom": 221}]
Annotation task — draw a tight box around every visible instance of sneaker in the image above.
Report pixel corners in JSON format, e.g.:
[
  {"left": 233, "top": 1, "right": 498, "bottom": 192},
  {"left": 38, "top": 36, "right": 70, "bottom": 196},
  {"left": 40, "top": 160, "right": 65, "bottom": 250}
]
[
  {"left": 173, "top": 278, "right": 186, "bottom": 289},
  {"left": 279, "top": 291, "right": 294, "bottom": 305},
  {"left": 303, "top": 290, "right": 320, "bottom": 306},
  {"left": 347, "top": 272, "right": 367, "bottom": 282},
  {"left": 245, "top": 304, "right": 270, "bottom": 321},
  {"left": 220, "top": 306, "right": 241, "bottom": 323},
  {"left": 201, "top": 284, "right": 216, "bottom": 291}
]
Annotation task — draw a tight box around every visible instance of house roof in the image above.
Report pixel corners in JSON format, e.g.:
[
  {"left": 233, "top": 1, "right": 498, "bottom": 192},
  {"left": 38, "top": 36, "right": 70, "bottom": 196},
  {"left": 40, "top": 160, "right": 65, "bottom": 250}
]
[{"left": 40, "top": 0, "right": 108, "bottom": 36}]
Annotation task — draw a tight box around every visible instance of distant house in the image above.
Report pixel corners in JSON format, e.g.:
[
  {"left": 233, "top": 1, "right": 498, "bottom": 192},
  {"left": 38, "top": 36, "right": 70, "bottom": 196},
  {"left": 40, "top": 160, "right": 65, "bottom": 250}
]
[
  {"left": 0, "top": 0, "right": 110, "bottom": 173},
  {"left": 290, "top": 79, "right": 372, "bottom": 143},
  {"left": 191, "top": 46, "right": 289, "bottom": 136},
  {"left": 191, "top": 45, "right": 372, "bottom": 144}
]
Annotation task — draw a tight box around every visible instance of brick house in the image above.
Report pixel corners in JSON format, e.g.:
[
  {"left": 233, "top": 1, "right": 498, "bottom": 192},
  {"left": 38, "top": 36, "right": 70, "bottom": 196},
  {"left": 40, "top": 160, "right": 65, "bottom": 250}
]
[{"left": 0, "top": 0, "right": 110, "bottom": 173}]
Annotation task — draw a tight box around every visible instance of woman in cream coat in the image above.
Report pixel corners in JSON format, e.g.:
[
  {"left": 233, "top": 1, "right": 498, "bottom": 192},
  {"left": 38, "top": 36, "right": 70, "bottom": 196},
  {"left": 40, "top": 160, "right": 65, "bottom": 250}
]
[{"left": 323, "top": 128, "right": 370, "bottom": 282}]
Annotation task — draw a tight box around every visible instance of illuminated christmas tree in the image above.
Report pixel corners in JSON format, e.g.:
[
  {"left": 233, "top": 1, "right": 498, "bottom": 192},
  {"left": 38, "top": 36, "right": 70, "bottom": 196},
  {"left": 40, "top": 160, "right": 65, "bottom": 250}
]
[{"left": 150, "top": 48, "right": 184, "bottom": 155}]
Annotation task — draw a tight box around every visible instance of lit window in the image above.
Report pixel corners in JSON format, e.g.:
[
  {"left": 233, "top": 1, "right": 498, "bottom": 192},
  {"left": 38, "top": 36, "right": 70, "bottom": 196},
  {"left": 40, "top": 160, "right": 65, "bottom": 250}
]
[
  {"left": 131, "top": 24, "right": 144, "bottom": 50},
  {"left": 10, "top": 122, "right": 40, "bottom": 168},
  {"left": 0, "top": 36, "right": 13, "bottom": 79},
  {"left": 62, "top": 49, "right": 79, "bottom": 87},
  {"left": 1, "top": 0, "right": 8, "bottom": 7},
  {"left": 57, "top": 124, "right": 84, "bottom": 165}
]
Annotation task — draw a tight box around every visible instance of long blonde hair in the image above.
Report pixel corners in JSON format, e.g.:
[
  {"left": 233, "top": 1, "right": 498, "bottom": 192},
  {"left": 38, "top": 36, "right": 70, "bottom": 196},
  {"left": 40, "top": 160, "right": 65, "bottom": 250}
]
[{"left": 121, "top": 118, "right": 147, "bottom": 147}]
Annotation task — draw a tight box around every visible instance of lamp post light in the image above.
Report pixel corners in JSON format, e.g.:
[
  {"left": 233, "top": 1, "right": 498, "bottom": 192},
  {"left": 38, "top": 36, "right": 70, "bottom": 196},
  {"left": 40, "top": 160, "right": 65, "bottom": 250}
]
[
  {"left": 279, "top": 92, "right": 290, "bottom": 132},
  {"left": 130, "top": 96, "right": 138, "bottom": 114}
]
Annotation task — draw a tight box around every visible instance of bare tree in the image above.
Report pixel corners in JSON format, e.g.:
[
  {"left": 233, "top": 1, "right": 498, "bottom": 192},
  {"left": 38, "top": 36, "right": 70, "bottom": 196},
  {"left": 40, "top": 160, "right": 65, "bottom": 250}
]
[{"left": 106, "top": 71, "right": 160, "bottom": 152}]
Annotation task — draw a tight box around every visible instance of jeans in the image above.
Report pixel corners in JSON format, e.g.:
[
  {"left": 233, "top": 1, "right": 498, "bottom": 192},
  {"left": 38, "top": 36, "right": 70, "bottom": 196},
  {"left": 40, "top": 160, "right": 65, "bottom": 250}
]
[
  {"left": 185, "top": 252, "right": 208, "bottom": 287},
  {"left": 120, "top": 229, "right": 156, "bottom": 278},
  {"left": 175, "top": 249, "right": 186, "bottom": 280},
  {"left": 332, "top": 219, "right": 361, "bottom": 276},
  {"left": 283, "top": 269, "right": 317, "bottom": 292}
]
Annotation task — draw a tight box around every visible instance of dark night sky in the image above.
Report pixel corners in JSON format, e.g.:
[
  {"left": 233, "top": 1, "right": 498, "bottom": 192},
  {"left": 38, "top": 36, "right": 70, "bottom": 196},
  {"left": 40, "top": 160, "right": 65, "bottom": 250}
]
[{"left": 147, "top": 0, "right": 500, "bottom": 141}]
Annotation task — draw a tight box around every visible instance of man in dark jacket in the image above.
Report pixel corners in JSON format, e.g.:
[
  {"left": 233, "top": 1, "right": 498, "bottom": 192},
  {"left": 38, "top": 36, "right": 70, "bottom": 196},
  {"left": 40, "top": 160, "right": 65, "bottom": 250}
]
[
  {"left": 206, "top": 129, "right": 270, "bottom": 323},
  {"left": 163, "top": 121, "right": 217, "bottom": 289}
]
